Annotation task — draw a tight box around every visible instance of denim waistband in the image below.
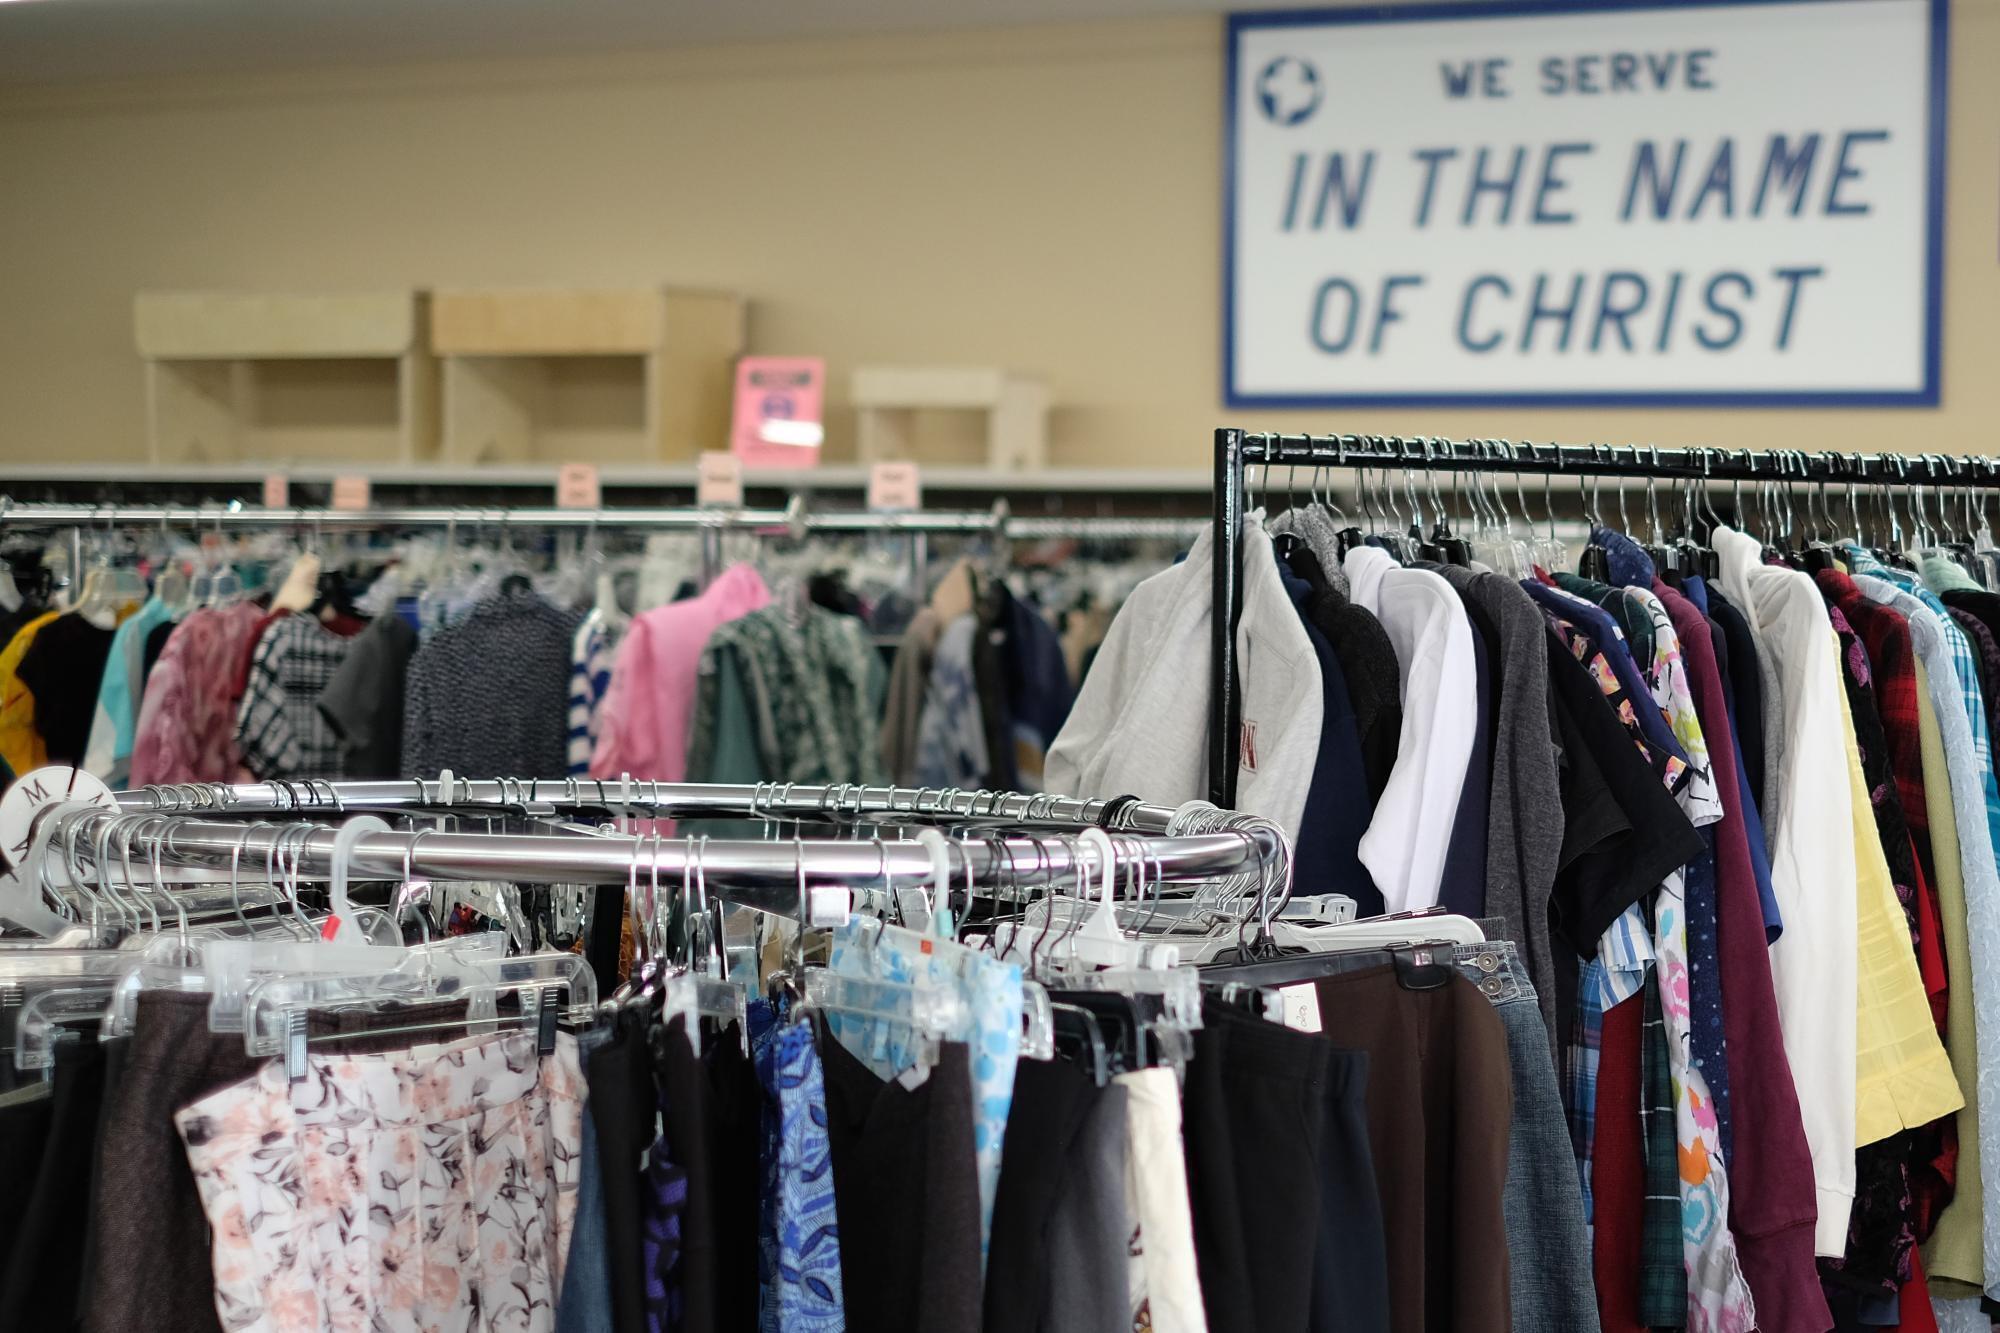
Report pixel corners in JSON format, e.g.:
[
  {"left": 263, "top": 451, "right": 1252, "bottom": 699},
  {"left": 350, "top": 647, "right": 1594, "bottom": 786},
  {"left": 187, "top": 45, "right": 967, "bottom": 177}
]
[{"left": 1453, "top": 938, "right": 1534, "bottom": 1006}]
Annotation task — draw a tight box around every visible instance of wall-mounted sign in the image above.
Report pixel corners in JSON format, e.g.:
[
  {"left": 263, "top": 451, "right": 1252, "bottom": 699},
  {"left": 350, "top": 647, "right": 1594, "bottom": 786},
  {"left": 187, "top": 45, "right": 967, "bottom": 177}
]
[
  {"left": 1225, "top": 0, "right": 1945, "bottom": 408},
  {"left": 732, "top": 357, "right": 825, "bottom": 470}
]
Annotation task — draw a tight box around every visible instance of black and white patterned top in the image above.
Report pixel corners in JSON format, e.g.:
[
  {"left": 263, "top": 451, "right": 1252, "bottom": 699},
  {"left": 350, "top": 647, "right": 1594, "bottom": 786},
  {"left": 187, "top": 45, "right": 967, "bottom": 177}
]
[
  {"left": 402, "top": 590, "right": 582, "bottom": 780},
  {"left": 235, "top": 614, "right": 358, "bottom": 780}
]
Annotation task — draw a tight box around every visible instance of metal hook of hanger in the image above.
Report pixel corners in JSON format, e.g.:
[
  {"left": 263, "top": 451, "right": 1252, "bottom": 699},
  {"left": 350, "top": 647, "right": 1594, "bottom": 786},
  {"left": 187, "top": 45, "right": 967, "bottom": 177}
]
[
  {"left": 1732, "top": 450, "right": 1751, "bottom": 535},
  {"left": 1498, "top": 441, "right": 1528, "bottom": 535},
  {"left": 1378, "top": 440, "right": 1403, "bottom": 533},
  {"left": 1422, "top": 440, "right": 1447, "bottom": 535},
  {"left": 1912, "top": 457, "right": 1933, "bottom": 551},
  {"left": 1645, "top": 448, "right": 1664, "bottom": 545},
  {"left": 1397, "top": 438, "right": 1421, "bottom": 537},
  {"left": 1889, "top": 456, "right": 1909, "bottom": 551},
  {"left": 1462, "top": 441, "right": 1489, "bottom": 537},
  {"left": 1680, "top": 457, "right": 1697, "bottom": 541},
  {"left": 1539, "top": 444, "right": 1560, "bottom": 550},
  {"left": 1845, "top": 456, "right": 1865, "bottom": 546}
]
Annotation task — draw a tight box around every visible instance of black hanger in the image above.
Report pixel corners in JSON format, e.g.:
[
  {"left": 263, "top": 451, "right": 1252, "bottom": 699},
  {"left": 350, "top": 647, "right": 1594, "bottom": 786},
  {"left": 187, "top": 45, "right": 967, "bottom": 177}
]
[
  {"left": 1049, "top": 988, "right": 1150, "bottom": 1071},
  {"left": 1050, "top": 1001, "right": 1112, "bottom": 1086},
  {"left": 1198, "top": 940, "right": 1453, "bottom": 991}
]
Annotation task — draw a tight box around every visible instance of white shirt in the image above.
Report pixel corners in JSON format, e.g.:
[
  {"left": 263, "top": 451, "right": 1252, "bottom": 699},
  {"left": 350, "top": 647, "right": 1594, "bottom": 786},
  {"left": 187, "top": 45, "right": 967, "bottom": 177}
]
[
  {"left": 1046, "top": 518, "right": 1322, "bottom": 843},
  {"left": 1713, "top": 524, "right": 1859, "bottom": 1254},
  {"left": 1343, "top": 545, "right": 1478, "bottom": 913},
  {"left": 1116, "top": 1068, "right": 1209, "bottom": 1333}
]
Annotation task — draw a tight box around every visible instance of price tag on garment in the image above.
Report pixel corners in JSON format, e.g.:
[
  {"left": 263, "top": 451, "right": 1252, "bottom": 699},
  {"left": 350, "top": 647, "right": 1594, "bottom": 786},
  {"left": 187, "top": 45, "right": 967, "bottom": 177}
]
[
  {"left": 867, "top": 461, "right": 922, "bottom": 512},
  {"left": 262, "top": 474, "right": 289, "bottom": 509},
  {"left": 0, "top": 767, "right": 117, "bottom": 867},
  {"left": 331, "top": 475, "right": 372, "bottom": 512},
  {"left": 696, "top": 450, "right": 743, "bottom": 507},
  {"left": 556, "top": 463, "right": 601, "bottom": 509},
  {"left": 1275, "top": 982, "right": 1323, "bottom": 1034}
]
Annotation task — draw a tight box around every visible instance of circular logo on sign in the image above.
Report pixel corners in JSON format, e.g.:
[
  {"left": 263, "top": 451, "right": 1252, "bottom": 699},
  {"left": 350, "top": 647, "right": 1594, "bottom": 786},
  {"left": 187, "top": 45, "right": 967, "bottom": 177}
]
[
  {"left": 1256, "top": 55, "right": 1323, "bottom": 127},
  {"left": 0, "top": 765, "right": 116, "bottom": 870}
]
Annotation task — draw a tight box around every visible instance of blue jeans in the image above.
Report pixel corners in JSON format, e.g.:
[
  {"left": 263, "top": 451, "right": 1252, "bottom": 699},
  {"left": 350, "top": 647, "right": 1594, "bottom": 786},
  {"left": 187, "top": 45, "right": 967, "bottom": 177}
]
[
  {"left": 1457, "top": 939, "right": 1602, "bottom": 1333},
  {"left": 557, "top": 1029, "right": 614, "bottom": 1333}
]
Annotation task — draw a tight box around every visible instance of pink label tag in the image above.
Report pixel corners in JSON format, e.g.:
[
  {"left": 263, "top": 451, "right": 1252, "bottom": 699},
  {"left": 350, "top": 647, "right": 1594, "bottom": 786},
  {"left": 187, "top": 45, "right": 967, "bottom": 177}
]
[
  {"left": 867, "top": 461, "right": 922, "bottom": 511},
  {"left": 330, "top": 475, "right": 371, "bottom": 511},
  {"left": 556, "top": 463, "right": 600, "bottom": 509},
  {"left": 697, "top": 451, "right": 743, "bottom": 507},
  {"left": 262, "top": 474, "right": 289, "bottom": 509},
  {"left": 731, "top": 356, "right": 825, "bottom": 470}
]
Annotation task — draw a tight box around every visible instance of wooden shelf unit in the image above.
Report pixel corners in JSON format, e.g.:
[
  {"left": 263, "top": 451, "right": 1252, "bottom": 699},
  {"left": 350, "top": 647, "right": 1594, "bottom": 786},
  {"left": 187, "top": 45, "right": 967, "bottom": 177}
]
[
  {"left": 135, "top": 291, "right": 437, "bottom": 466},
  {"left": 430, "top": 287, "right": 745, "bottom": 465}
]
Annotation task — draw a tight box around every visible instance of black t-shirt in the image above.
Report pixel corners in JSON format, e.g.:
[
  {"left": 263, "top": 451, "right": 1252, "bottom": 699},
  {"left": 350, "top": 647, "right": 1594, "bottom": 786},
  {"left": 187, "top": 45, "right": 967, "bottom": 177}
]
[
  {"left": 141, "top": 619, "right": 178, "bottom": 698},
  {"left": 1704, "top": 590, "right": 1767, "bottom": 813},
  {"left": 16, "top": 613, "right": 117, "bottom": 768},
  {"left": 1542, "top": 626, "right": 1704, "bottom": 958},
  {"left": 1285, "top": 546, "right": 1403, "bottom": 801}
]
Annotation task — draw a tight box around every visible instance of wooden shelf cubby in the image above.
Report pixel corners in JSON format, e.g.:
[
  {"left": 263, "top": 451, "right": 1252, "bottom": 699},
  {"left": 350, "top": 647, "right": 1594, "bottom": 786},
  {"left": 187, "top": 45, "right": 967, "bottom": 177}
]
[
  {"left": 135, "top": 291, "right": 437, "bottom": 466},
  {"left": 429, "top": 287, "right": 745, "bottom": 465}
]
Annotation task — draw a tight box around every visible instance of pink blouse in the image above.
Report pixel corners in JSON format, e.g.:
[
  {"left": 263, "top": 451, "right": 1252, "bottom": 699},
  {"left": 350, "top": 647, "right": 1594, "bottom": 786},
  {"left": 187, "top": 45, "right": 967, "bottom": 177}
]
[
  {"left": 588, "top": 564, "right": 770, "bottom": 784},
  {"left": 130, "top": 602, "right": 268, "bottom": 787}
]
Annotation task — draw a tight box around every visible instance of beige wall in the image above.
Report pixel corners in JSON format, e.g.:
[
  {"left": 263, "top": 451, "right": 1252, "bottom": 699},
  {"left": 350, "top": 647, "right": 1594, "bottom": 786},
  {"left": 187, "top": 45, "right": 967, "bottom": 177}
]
[{"left": 1, "top": 10, "right": 1995, "bottom": 470}]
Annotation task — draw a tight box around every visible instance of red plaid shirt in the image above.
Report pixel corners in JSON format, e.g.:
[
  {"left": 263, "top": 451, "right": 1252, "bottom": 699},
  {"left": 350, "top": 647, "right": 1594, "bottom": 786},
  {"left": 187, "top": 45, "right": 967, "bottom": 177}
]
[{"left": 1817, "top": 568, "right": 1950, "bottom": 1030}]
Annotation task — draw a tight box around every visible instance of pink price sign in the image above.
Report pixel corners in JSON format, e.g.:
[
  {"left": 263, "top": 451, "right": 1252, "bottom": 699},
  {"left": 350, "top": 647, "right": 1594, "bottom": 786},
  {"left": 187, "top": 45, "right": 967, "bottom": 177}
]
[{"left": 730, "top": 357, "right": 824, "bottom": 470}]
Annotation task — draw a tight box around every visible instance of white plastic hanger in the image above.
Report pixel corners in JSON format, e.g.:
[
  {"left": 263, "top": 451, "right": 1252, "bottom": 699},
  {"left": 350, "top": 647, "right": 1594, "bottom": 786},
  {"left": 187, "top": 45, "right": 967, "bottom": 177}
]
[
  {"left": 993, "top": 829, "right": 1181, "bottom": 973},
  {"left": 1181, "top": 907, "right": 1487, "bottom": 964},
  {"left": 326, "top": 815, "right": 392, "bottom": 945}
]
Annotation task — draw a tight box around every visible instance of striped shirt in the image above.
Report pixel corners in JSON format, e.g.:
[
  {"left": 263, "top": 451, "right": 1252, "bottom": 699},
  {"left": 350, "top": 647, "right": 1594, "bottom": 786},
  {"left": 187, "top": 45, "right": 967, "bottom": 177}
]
[{"left": 567, "top": 612, "right": 614, "bottom": 776}]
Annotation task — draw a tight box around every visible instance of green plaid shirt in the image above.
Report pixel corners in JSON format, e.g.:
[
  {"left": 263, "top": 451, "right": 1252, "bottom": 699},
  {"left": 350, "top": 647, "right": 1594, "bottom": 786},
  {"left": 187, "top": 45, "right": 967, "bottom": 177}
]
[{"left": 1638, "top": 974, "right": 1686, "bottom": 1326}]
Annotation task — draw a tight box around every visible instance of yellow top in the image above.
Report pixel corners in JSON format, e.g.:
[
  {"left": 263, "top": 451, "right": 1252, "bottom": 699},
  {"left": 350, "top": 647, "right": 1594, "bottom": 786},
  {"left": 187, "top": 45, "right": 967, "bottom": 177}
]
[
  {"left": 0, "top": 611, "right": 61, "bottom": 777},
  {"left": 1844, "top": 658, "right": 1965, "bottom": 1147}
]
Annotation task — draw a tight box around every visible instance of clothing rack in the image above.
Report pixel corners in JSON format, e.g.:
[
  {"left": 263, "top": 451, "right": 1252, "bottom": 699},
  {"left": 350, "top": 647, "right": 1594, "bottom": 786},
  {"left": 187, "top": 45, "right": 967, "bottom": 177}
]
[
  {"left": 32, "top": 783, "right": 1271, "bottom": 988},
  {"left": 0, "top": 498, "right": 1202, "bottom": 542},
  {"left": 65, "top": 777, "right": 1280, "bottom": 983},
  {"left": 1206, "top": 429, "right": 2000, "bottom": 806},
  {"left": 41, "top": 807, "right": 1262, "bottom": 904},
  {"left": 112, "top": 777, "right": 1196, "bottom": 835},
  {"left": 0, "top": 496, "right": 1202, "bottom": 597}
]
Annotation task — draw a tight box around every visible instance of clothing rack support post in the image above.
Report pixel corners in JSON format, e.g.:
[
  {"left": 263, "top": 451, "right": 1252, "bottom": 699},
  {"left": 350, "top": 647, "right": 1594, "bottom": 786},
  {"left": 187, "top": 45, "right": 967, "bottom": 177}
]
[
  {"left": 584, "top": 885, "right": 626, "bottom": 995},
  {"left": 1210, "top": 427, "right": 1245, "bottom": 807}
]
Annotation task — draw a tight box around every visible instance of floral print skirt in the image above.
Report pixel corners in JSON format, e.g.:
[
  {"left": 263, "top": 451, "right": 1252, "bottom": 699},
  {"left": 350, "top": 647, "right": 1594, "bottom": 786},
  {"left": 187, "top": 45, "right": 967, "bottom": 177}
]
[{"left": 176, "top": 1029, "right": 585, "bottom": 1333}]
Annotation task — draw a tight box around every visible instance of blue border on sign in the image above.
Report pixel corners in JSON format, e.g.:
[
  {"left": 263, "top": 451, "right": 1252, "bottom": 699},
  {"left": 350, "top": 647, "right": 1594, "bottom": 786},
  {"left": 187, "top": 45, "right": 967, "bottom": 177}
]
[{"left": 1220, "top": 0, "right": 1950, "bottom": 410}]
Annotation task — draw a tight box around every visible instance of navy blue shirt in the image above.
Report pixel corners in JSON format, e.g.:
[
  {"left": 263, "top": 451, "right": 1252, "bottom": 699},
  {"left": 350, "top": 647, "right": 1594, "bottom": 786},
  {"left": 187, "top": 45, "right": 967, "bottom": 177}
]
[
  {"left": 1435, "top": 603, "right": 1494, "bottom": 918},
  {"left": 1279, "top": 558, "right": 1380, "bottom": 914}
]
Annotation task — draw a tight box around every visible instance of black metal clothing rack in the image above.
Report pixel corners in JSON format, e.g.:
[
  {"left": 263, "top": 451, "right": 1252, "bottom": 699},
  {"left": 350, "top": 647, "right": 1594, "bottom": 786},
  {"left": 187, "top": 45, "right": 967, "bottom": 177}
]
[{"left": 1206, "top": 429, "right": 2000, "bottom": 806}]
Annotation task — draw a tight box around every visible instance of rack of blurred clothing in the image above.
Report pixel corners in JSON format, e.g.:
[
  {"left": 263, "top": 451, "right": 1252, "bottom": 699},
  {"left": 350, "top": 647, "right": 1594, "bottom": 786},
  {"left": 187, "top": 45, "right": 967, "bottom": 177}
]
[
  {"left": 1047, "top": 428, "right": 2000, "bottom": 1333},
  {"left": 0, "top": 497, "right": 1196, "bottom": 802},
  {"left": 0, "top": 770, "right": 1469, "bottom": 1333}
]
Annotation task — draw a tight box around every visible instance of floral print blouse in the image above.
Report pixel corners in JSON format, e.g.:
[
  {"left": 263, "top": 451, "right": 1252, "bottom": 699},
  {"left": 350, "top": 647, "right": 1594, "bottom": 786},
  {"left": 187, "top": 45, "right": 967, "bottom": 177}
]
[{"left": 176, "top": 1030, "right": 585, "bottom": 1333}]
